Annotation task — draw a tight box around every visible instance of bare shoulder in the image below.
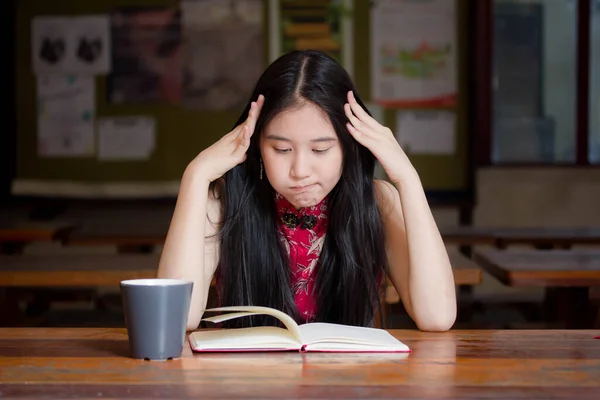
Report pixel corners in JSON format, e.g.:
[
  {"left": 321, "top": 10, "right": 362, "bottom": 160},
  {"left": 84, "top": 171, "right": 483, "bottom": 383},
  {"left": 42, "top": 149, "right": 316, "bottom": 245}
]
[{"left": 373, "top": 179, "right": 401, "bottom": 217}]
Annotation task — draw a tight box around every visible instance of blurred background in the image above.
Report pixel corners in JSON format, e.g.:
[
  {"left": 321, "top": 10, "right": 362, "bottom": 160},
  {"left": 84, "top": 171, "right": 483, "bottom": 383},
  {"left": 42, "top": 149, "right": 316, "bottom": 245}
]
[{"left": 1, "top": 0, "right": 599, "bottom": 330}]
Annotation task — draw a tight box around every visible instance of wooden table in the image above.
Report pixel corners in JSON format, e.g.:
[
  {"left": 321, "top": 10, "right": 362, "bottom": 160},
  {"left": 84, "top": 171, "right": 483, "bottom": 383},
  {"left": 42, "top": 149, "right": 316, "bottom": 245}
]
[
  {"left": 0, "top": 254, "right": 160, "bottom": 327},
  {"left": 58, "top": 206, "right": 173, "bottom": 253},
  {"left": 474, "top": 249, "right": 600, "bottom": 328},
  {"left": 495, "top": 227, "right": 600, "bottom": 249},
  {"left": 441, "top": 226, "right": 498, "bottom": 246},
  {"left": 0, "top": 328, "right": 598, "bottom": 399},
  {"left": 0, "top": 254, "right": 221, "bottom": 327},
  {"left": 0, "top": 218, "right": 79, "bottom": 324},
  {"left": 442, "top": 226, "right": 600, "bottom": 249},
  {"left": 0, "top": 254, "right": 159, "bottom": 287},
  {"left": 0, "top": 219, "right": 77, "bottom": 254}
]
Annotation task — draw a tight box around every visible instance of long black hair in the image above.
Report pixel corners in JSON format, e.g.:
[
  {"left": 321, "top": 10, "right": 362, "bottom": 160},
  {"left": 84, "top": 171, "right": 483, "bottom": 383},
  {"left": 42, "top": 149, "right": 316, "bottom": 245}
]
[{"left": 213, "top": 50, "right": 389, "bottom": 328}]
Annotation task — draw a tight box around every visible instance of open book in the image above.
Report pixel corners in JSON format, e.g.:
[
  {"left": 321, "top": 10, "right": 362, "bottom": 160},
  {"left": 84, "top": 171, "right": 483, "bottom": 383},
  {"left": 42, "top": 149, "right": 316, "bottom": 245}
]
[{"left": 188, "top": 306, "right": 410, "bottom": 353}]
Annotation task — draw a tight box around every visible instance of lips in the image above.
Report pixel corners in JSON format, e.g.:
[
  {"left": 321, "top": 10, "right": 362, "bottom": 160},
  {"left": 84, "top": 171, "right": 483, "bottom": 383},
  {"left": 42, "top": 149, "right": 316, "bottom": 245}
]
[{"left": 290, "top": 184, "right": 315, "bottom": 191}]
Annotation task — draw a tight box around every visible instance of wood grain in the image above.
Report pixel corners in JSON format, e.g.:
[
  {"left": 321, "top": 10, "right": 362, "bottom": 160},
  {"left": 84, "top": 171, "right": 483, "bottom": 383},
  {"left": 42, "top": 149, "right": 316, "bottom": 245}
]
[{"left": 0, "top": 329, "right": 598, "bottom": 399}]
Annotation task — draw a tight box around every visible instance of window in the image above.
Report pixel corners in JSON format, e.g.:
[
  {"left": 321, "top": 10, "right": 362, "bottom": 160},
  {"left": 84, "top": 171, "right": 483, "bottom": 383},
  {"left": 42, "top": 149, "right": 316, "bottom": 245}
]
[
  {"left": 492, "top": 0, "right": 577, "bottom": 163},
  {"left": 475, "top": 0, "right": 595, "bottom": 165}
]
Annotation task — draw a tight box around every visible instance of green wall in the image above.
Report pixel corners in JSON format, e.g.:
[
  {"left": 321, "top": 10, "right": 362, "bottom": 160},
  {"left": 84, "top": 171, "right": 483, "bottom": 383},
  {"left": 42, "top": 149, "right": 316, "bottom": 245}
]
[{"left": 16, "top": 0, "right": 468, "bottom": 193}]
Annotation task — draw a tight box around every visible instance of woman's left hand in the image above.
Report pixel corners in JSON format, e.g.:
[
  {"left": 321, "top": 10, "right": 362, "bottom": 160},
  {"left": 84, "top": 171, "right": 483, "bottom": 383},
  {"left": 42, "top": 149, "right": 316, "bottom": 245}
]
[{"left": 344, "top": 91, "right": 414, "bottom": 185}]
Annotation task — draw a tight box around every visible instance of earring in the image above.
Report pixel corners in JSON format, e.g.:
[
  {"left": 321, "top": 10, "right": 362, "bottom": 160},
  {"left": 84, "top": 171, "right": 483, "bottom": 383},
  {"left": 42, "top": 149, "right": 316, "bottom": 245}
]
[{"left": 260, "top": 159, "right": 263, "bottom": 180}]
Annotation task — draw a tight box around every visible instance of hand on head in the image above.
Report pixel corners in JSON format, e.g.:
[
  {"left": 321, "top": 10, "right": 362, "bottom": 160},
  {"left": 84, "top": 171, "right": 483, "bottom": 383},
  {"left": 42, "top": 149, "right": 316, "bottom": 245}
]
[
  {"left": 192, "top": 95, "right": 265, "bottom": 183},
  {"left": 344, "top": 91, "right": 411, "bottom": 185}
]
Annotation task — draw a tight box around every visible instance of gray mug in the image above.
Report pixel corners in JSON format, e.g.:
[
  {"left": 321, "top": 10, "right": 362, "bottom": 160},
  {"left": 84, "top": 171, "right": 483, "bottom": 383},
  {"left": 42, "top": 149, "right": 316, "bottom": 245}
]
[{"left": 120, "top": 279, "right": 193, "bottom": 360}]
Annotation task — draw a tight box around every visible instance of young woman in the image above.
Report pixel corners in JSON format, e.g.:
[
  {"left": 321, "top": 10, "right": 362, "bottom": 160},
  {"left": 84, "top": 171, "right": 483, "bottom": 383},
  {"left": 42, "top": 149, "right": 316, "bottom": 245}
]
[{"left": 157, "top": 50, "right": 456, "bottom": 331}]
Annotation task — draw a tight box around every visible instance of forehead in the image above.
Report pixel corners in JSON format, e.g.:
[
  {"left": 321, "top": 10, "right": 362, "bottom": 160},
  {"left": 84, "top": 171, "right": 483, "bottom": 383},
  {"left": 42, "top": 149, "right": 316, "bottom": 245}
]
[{"left": 263, "top": 103, "right": 336, "bottom": 140}]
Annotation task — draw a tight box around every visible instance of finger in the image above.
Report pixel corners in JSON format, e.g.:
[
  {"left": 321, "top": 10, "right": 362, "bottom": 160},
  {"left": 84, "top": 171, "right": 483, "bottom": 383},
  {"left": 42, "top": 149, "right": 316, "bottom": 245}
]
[
  {"left": 346, "top": 122, "right": 369, "bottom": 147},
  {"left": 347, "top": 91, "right": 381, "bottom": 130},
  {"left": 245, "top": 94, "right": 264, "bottom": 135},
  {"left": 256, "top": 94, "right": 265, "bottom": 110},
  {"left": 234, "top": 125, "right": 251, "bottom": 155},
  {"left": 224, "top": 123, "right": 243, "bottom": 140},
  {"left": 344, "top": 103, "right": 369, "bottom": 134}
]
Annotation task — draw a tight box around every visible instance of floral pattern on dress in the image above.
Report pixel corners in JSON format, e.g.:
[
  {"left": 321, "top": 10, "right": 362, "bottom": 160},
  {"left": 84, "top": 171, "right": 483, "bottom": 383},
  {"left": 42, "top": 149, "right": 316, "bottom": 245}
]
[{"left": 275, "top": 192, "right": 328, "bottom": 323}]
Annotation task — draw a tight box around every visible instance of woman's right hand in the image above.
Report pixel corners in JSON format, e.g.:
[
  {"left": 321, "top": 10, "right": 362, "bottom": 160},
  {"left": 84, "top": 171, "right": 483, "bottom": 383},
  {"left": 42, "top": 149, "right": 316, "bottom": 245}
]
[{"left": 191, "top": 95, "right": 265, "bottom": 183}]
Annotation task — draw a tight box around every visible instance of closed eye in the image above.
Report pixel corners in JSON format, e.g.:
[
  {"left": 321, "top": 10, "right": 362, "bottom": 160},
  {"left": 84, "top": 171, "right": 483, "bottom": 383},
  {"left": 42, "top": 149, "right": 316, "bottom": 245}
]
[
  {"left": 313, "top": 148, "right": 330, "bottom": 154},
  {"left": 274, "top": 148, "right": 291, "bottom": 153}
]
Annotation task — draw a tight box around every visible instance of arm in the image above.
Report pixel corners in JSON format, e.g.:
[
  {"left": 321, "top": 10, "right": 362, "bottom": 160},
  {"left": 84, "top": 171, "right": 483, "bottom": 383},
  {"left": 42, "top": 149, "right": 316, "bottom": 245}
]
[
  {"left": 344, "top": 91, "right": 456, "bottom": 331},
  {"left": 157, "top": 165, "right": 220, "bottom": 331},
  {"left": 157, "top": 95, "right": 265, "bottom": 330},
  {"left": 375, "top": 178, "right": 456, "bottom": 332}
]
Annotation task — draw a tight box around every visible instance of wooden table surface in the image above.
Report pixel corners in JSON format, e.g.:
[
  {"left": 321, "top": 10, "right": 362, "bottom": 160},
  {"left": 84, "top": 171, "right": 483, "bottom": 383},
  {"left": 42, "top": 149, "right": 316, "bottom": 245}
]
[
  {"left": 0, "top": 219, "right": 78, "bottom": 254},
  {"left": 0, "top": 328, "right": 598, "bottom": 399},
  {"left": 0, "top": 254, "right": 160, "bottom": 287},
  {"left": 473, "top": 249, "right": 600, "bottom": 329},
  {"left": 442, "top": 226, "right": 600, "bottom": 248},
  {"left": 473, "top": 249, "right": 600, "bottom": 287}
]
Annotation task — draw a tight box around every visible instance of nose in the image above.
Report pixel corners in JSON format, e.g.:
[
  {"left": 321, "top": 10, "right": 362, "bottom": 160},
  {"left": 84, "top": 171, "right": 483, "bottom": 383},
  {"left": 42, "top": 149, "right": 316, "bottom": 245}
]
[{"left": 290, "top": 152, "right": 310, "bottom": 180}]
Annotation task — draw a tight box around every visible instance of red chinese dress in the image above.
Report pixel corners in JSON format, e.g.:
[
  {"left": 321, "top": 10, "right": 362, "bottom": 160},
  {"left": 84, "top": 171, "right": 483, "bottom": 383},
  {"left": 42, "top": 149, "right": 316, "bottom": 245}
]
[{"left": 274, "top": 193, "right": 329, "bottom": 323}]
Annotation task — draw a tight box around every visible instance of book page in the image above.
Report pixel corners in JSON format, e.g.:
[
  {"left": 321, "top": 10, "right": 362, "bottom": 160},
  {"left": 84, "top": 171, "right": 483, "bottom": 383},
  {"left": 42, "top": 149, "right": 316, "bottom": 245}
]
[
  {"left": 202, "top": 306, "right": 302, "bottom": 341},
  {"left": 189, "top": 326, "right": 300, "bottom": 351},
  {"left": 298, "top": 323, "right": 410, "bottom": 352}
]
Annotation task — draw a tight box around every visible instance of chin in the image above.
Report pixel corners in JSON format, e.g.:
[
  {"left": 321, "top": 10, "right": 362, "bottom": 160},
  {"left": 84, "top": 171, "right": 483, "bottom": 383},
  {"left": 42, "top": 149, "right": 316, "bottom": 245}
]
[
  {"left": 286, "top": 193, "right": 324, "bottom": 209},
  {"left": 291, "top": 198, "right": 317, "bottom": 208}
]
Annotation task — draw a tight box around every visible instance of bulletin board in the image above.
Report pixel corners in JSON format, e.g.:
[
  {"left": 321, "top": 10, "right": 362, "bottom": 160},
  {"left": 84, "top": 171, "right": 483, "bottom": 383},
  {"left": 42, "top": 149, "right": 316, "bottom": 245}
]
[{"left": 13, "top": 0, "right": 470, "bottom": 201}]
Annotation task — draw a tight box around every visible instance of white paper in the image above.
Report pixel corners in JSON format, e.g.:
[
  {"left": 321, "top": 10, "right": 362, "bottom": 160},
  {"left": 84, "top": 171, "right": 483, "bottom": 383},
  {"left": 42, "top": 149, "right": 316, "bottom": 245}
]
[
  {"left": 32, "top": 15, "right": 110, "bottom": 74},
  {"left": 396, "top": 111, "right": 455, "bottom": 154},
  {"left": 37, "top": 75, "right": 95, "bottom": 118},
  {"left": 38, "top": 120, "right": 95, "bottom": 157},
  {"left": 370, "top": 0, "right": 457, "bottom": 106},
  {"left": 97, "top": 117, "right": 155, "bottom": 161},
  {"left": 69, "top": 15, "right": 111, "bottom": 74},
  {"left": 32, "top": 16, "right": 71, "bottom": 74},
  {"left": 37, "top": 75, "right": 95, "bottom": 157}
]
